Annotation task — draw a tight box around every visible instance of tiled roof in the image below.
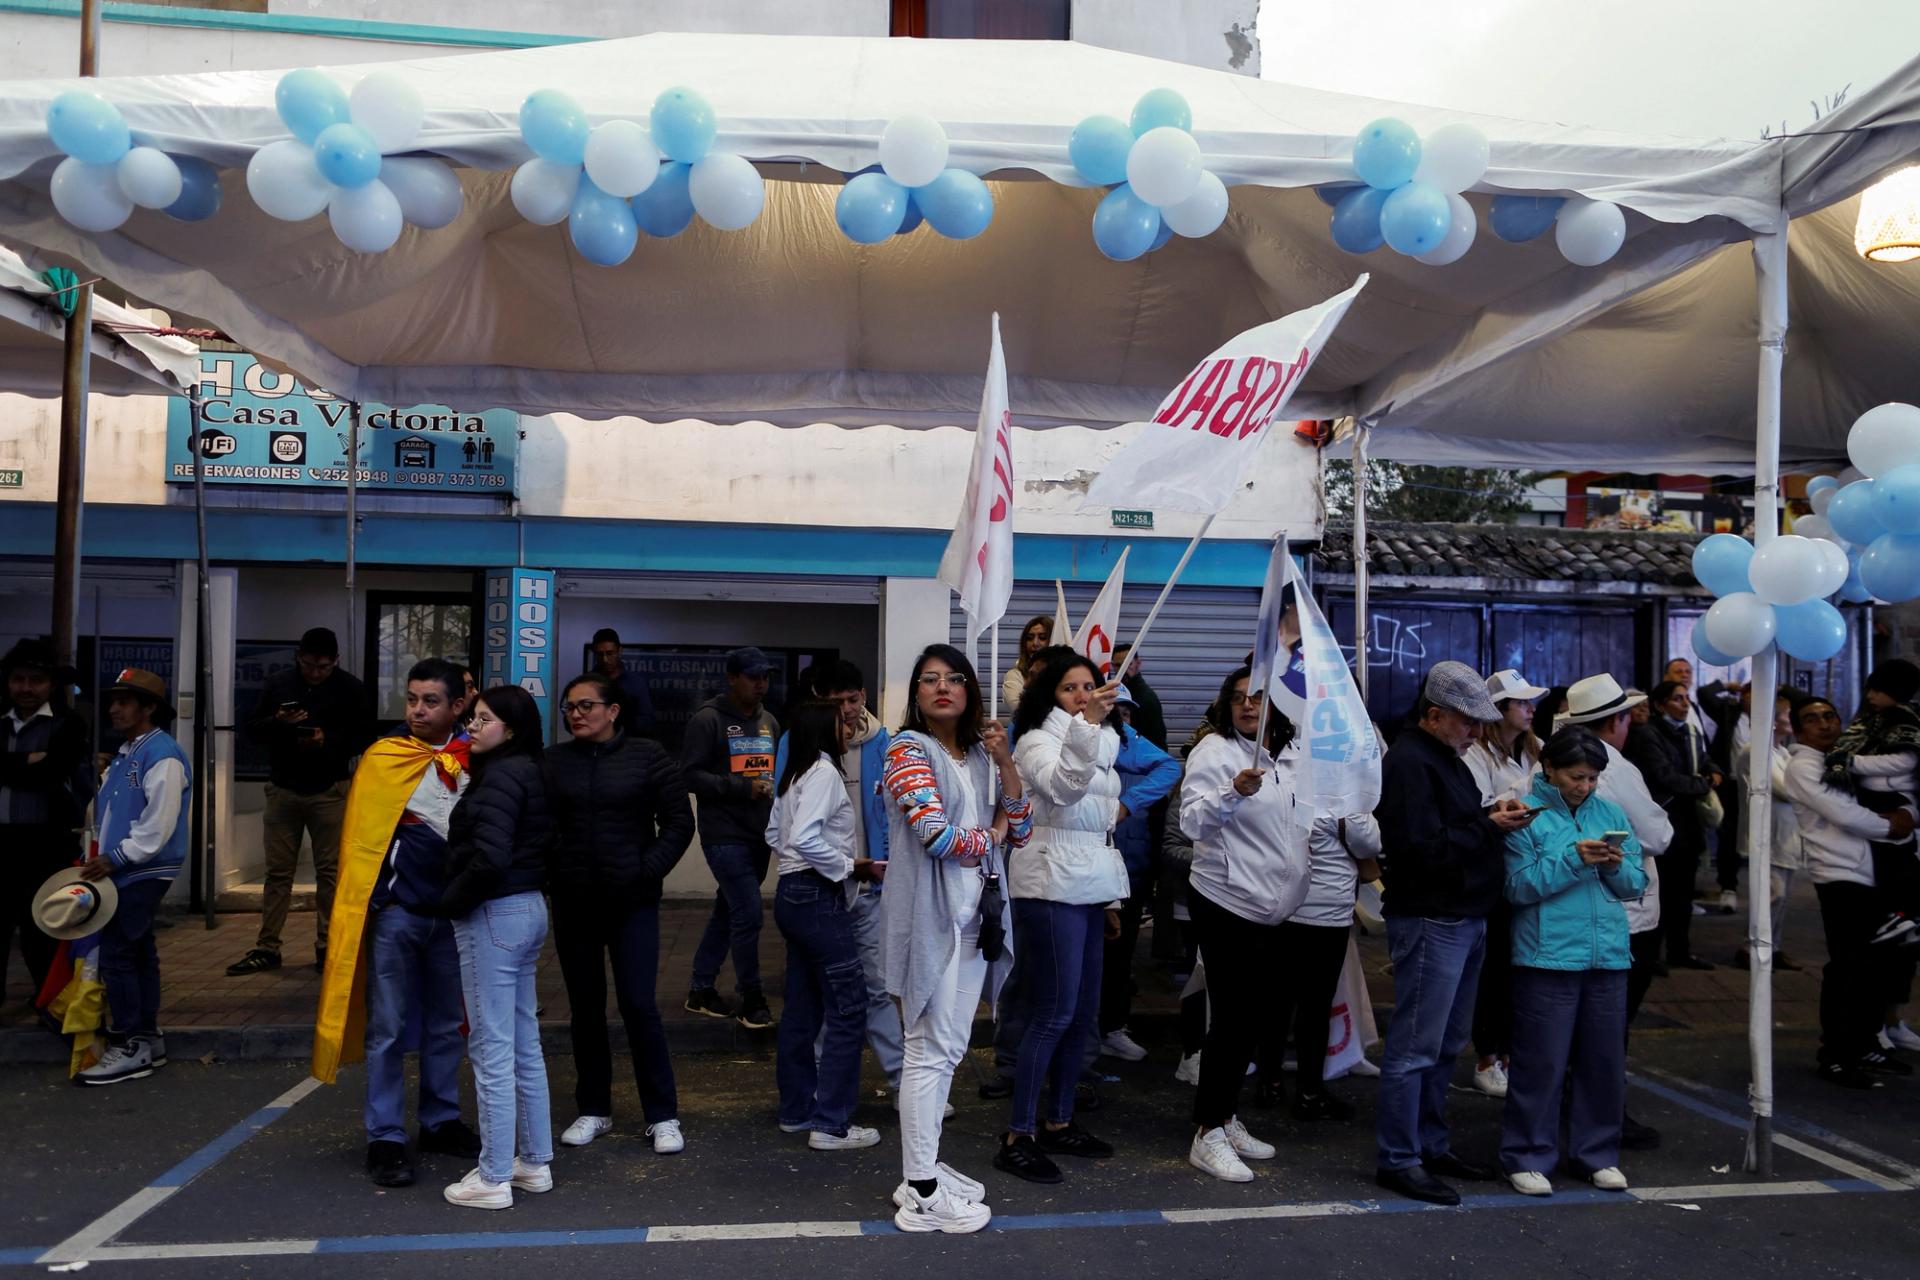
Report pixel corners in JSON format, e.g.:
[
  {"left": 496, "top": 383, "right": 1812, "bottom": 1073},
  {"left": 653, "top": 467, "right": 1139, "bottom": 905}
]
[{"left": 1314, "top": 521, "right": 1705, "bottom": 588}]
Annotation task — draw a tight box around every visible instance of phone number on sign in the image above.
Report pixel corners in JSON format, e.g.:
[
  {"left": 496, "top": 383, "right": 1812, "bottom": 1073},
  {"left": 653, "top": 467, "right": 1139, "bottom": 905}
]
[{"left": 305, "top": 468, "right": 508, "bottom": 488}]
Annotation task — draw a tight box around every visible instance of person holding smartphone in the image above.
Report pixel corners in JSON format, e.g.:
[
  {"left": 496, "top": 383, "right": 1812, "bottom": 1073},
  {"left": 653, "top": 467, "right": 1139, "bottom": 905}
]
[{"left": 1498, "top": 726, "right": 1648, "bottom": 1197}]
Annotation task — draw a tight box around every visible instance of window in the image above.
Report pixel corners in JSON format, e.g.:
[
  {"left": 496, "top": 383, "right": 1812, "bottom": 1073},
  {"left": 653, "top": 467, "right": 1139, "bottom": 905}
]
[
  {"left": 364, "top": 590, "right": 476, "bottom": 725},
  {"left": 892, "top": 0, "right": 1069, "bottom": 39}
]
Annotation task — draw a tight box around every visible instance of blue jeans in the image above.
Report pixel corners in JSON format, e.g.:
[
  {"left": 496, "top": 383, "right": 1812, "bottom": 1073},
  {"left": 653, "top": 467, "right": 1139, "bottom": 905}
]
[
  {"left": 452, "top": 891, "right": 553, "bottom": 1183},
  {"left": 774, "top": 872, "right": 866, "bottom": 1134},
  {"left": 99, "top": 877, "right": 170, "bottom": 1040},
  {"left": 1009, "top": 898, "right": 1104, "bottom": 1135},
  {"left": 690, "top": 840, "right": 770, "bottom": 996},
  {"left": 363, "top": 905, "right": 465, "bottom": 1144},
  {"left": 1500, "top": 966, "right": 1628, "bottom": 1176},
  {"left": 816, "top": 886, "right": 904, "bottom": 1091},
  {"left": 1375, "top": 915, "right": 1486, "bottom": 1171}
]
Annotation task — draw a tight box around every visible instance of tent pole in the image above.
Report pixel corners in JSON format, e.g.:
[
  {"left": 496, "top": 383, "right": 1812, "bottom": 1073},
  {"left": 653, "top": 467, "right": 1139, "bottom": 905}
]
[
  {"left": 346, "top": 401, "right": 360, "bottom": 667},
  {"left": 1744, "top": 222, "right": 1788, "bottom": 1178},
  {"left": 52, "top": 0, "right": 102, "bottom": 671},
  {"left": 1353, "top": 423, "right": 1371, "bottom": 704},
  {"left": 188, "top": 389, "right": 216, "bottom": 929}
]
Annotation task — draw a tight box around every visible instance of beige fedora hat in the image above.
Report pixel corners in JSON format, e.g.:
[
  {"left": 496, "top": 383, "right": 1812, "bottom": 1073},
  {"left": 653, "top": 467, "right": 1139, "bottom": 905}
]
[
  {"left": 1560, "top": 674, "right": 1648, "bottom": 726},
  {"left": 33, "top": 869, "right": 118, "bottom": 941}
]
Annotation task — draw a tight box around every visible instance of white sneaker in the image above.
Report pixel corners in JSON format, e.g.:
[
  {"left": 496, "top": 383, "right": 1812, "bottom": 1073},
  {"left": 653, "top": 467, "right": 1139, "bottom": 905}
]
[
  {"left": 1100, "top": 1029, "right": 1149, "bottom": 1062},
  {"left": 891, "top": 1161, "right": 989, "bottom": 1210},
  {"left": 510, "top": 1158, "right": 553, "bottom": 1194},
  {"left": 560, "top": 1115, "right": 612, "bottom": 1147},
  {"left": 1509, "top": 1170, "right": 1553, "bottom": 1196},
  {"left": 1222, "top": 1116, "right": 1275, "bottom": 1161},
  {"left": 647, "top": 1119, "right": 685, "bottom": 1154},
  {"left": 443, "top": 1167, "right": 513, "bottom": 1210},
  {"left": 1174, "top": 1052, "right": 1202, "bottom": 1085},
  {"left": 894, "top": 1182, "right": 991, "bottom": 1234},
  {"left": 77, "top": 1040, "right": 153, "bottom": 1086},
  {"left": 809, "top": 1125, "right": 882, "bottom": 1151},
  {"left": 1346, "top": 1057, "right": 1382, "bottom": 1078},
  {"left": 890, "top": 1095, "right": 956, "bottom": 1119},
  {"left": 1887, "top": 1021, "right": 1920, "bottom": 1052},
  {"left": 1718, "top": 890, "right": 1739, "bottom": 913},
  {"left": 779, "top": 1121, "right": 811, "bottom": 1133},
  {"left": 138, "top": 1032, "right": 167, "bottom": 1067},
  {"left": 1590, "top": 1166, "right": 1630, "bottom": 1191},
  {"left": 1188, "top": 1127, "right": 1255, "bottom": 1183},
  {"left": 1472, "top": 1061, "right": 1509, "bottom": 1098}
]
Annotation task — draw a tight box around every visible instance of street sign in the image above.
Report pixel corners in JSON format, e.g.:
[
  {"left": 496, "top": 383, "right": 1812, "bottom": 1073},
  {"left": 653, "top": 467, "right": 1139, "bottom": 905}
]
[
  {"left": 0, "top": 468, "right": 21, "bottom": 488},
  {"left": 1111, "top": 509, "right": 1154, "bottom": 530}
]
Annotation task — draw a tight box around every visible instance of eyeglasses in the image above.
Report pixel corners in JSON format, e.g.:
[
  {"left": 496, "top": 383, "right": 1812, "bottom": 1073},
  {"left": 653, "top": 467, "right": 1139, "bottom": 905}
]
[
  {"left": 560, "top": 699, "right": 610, "bottom": 715},
  {"left": 917, "top": 673, "right": 970, "bottom": 689},
  {"left": 1229, "top": 691, "right": 1266, "bottom": 707}
]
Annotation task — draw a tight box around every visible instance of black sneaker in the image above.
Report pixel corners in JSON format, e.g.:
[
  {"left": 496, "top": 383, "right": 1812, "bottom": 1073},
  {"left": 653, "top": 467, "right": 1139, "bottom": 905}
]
[
  {"left": 1620, "top": 1113, "right": 1661, "bottom": 1151},
  {"left": 419, "top": 1119, "right": 482, "bottom": 1158},
  {"left": 993, "top": 1133, "right": 1064, "bottom": 1184},
  {"left": 1250, "top": 1078, "right": 1288, "bottom": 1109},
  {"left": 735, "top": 992, "right": 774, "bottom": 1030},
  {"left": 685, "top": 987, "right": 732, "bottom": 1019},
  {"left": 1037, "top": 1121, "right": 1113, "bottom": 1158},
  {"left": 1291, "top": 1089, "right": 1355, "bottom": 1122},
  {"left": 226, "top": 948, "right": 281, "bottom": 976},
  {"left": 1073, "top": 1081, "right": 1103, "bottom": 1112},
  {"left": 1817, "top": 1060, "right": 1881, "bottom": 1089},
  {"left": 977, "top": 1076, "right": 1014, "bottom": 1101},
  {"left": 1860, "top": 1050, "right": 1914, "bottom": 1076},
  {"left": 366, "top": 1139, "right": 414, "bottom": 1186}
]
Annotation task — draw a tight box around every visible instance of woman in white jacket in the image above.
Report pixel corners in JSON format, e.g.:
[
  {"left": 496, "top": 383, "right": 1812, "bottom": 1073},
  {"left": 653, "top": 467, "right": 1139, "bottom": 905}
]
[
  {"left": 1180, "top": 666, "right": 1312, "bottom": 1184},
  {"left": 996, "top": 650, "right": 1130, "bottom": 1185}
]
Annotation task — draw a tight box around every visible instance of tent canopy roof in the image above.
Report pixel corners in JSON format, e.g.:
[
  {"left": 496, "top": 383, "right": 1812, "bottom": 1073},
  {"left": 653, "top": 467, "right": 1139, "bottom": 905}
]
[{"left": 0, "top": 244, "right": 198, "bottom": 395}]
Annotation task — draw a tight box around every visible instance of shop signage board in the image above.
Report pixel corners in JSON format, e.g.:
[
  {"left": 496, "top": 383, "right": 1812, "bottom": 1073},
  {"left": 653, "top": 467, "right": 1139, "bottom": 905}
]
[
  {"left": 483, "top": 568, "right": 557, "bottom": 731},
  {"left": 600, "top": 644, "right": 833, "bottom": 753},
  {"left": 165, "top": 353, "right": 518, "bottom": 494},
  {"left": 0, "top": 468, "right": 22, "bottom": 488},
  {"left": 94, "top": 637, "right": 176, "bottom": 750}
]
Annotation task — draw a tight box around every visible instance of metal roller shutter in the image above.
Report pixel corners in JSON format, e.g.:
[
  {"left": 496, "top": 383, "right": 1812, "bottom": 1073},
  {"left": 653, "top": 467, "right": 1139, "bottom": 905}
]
[{"left": 952, "top": 580, "right": 1261, "bottom": 746}]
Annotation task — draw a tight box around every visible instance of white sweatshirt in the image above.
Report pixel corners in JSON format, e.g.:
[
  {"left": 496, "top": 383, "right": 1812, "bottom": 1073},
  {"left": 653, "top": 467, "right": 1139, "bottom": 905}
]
[
  {"left": 1782, "top": 742, "right": 1892, "bottom": 887},
  {"left": 767, "top": 755, "right": 855, "bottom": 882},
  {"left": 1181, "top": 733, "right": 1310, "bottom": 926}
]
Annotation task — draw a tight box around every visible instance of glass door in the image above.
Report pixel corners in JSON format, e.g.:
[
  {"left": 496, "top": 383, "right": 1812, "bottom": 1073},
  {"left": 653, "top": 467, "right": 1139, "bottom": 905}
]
[{"left": 364, "top": 589, "right": 478, "bottom": 726}]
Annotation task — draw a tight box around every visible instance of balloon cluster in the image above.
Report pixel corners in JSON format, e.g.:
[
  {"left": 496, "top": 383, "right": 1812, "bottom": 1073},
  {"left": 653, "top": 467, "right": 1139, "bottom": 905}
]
[
  {"left": 1068, "top": 89, "right": 1228, "bottom": 262},
  {"left": 511, "top": 86, "right": 763, "bottom": 266},
  {"left": 44, "top": 90, "right": 221, "bottom": 231},
  {"left": 835, "top": 114, "right": 993, "bottom": 245},
  {"left": 246, "top": 69, "right": 462, "bottom": 254},
  {"left": 1799, "top": 403, "right": 1920, "bottom": 605},
  {"left": 1321, "top": 118, "right": 1625, "bottom": 268}
]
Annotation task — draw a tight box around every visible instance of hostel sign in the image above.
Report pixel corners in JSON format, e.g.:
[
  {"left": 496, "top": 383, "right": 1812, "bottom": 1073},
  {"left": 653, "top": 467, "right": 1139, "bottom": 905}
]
[
  {"left": 165, "top": 353, "right": 518, "bottom": 493},
  {"left": 483, "top": 568, "right": 557, "bottom": 731}
]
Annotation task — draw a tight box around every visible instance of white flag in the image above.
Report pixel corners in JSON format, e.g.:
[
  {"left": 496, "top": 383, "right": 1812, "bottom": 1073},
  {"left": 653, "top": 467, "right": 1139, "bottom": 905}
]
[
  {"left": 1263, "top": 545, "right": 1381, "bottom": 824},
  {"left": 1050, "top": 580, "right": 1072, "bottom": 647},
  {"left": 1073, "top": 548, "right": 1129, "bottom": 678},
  {"left": 937, "top": 314, "right": 1015, "bottom": 663},
  {"left": 1248, "top": 536, "right": 1292, "bottom": 698},
  {"left": 1083, "top": 277, "right": 1367, "bottom": 516}
]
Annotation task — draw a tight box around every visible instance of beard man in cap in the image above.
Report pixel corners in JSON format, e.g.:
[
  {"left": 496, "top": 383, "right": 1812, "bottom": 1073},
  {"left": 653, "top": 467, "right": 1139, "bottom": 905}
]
[
  {"left": 1, "top": 639, "right": 89, "bottom": 1008},
  {"left": 75, "top": 669, "right": 191, "bottom": 1086},
  {"left": 1373, "top": 660, "right": 1537, "bottom": 1205}
]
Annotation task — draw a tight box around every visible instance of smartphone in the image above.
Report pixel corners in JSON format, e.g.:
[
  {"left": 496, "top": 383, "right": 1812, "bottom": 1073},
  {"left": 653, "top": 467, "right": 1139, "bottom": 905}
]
[
  {"left": 1603, "top": 830, "right": 1630, "bottom": 847},
  {"left": 279, "top": 701, "right": 301, "bottom": 712}
]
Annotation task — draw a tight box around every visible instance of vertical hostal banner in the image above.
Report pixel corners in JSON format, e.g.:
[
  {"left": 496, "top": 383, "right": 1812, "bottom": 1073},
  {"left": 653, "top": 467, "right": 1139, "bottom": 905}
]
[{"left": 483, "top": 569, "right": 557, "bottom": 731}]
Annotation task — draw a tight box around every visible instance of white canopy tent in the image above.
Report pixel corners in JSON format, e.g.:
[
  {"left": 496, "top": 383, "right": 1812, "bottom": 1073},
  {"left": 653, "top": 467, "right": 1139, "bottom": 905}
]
[{"left": 0, "top": 243, "right": 197, "bottom": 393}]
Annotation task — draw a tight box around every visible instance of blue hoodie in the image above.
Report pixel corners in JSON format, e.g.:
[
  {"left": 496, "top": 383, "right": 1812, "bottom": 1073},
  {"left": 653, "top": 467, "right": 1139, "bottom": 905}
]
[
  {"left": 1504, "top": 771, "right": 1648, "bottom": 972},
  {"left": 1112, "top": 724, "right": 1180, "bottom": 881}
]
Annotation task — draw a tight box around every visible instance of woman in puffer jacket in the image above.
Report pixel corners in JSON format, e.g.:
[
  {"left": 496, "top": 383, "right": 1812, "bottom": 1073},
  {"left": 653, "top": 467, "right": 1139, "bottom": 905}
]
[
  {"left": 1499, "top": 725, "right": 1648, "bottom": 1199},
  {"left": 994, "top": 650, "right": 1131, "bottom": 1186}
]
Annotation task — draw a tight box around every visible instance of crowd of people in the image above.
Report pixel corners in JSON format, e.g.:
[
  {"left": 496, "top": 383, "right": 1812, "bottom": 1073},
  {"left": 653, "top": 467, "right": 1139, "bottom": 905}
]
[{"left": 8, "top": 622, "right": 1920, "bottom": 1233}]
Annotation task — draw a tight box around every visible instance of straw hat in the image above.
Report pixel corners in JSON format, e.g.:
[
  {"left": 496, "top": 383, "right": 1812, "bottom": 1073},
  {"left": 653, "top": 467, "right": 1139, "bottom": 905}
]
[{"left": 33, "top": 868, "right": 118, "bottom": 941}]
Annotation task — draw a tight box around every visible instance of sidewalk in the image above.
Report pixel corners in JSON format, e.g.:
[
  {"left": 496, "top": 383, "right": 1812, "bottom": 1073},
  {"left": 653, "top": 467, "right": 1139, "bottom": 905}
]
[{"left": 1, "top": 883, "right": 1824, "bottom": 1063}]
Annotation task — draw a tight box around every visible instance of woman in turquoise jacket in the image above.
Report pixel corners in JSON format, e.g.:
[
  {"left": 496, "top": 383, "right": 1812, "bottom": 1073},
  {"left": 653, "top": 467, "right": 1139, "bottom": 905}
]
[{"left": 1499, "top": 726, "right": 1648, "bottom": 1198}]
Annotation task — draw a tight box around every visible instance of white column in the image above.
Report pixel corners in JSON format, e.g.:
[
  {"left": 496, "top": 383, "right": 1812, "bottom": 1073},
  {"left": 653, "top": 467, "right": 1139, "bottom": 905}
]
[{"left": 880, "top": 577, "right": 952, "bottom": 727}]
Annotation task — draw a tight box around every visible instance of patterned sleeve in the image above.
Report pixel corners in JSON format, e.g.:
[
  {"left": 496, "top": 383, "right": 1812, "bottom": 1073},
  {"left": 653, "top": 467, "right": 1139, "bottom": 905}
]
[
  {"left": 883, "top": 737, "right": 992, "bottom": 861},
  {"left": 1000, "top": 778, "right": 1033, "bottom": 848}
]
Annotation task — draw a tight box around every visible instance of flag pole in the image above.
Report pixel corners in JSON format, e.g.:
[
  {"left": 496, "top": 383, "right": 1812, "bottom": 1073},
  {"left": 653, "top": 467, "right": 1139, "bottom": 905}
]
[
  {"left": 989, "top": 624, "right": 1000, "bottom": 722},
  {"left": 1249, "top": 685, "right": 1271, "bottom": 769},
  {"left": 1123, "top": 514, "right": 1217, "bottom": 665}
]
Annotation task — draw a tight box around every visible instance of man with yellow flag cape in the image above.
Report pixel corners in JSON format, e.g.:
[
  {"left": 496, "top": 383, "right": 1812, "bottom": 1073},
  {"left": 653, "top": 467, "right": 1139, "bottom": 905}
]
[{"left": 312, "top": 658, "right": 479, "bottom": 1188}]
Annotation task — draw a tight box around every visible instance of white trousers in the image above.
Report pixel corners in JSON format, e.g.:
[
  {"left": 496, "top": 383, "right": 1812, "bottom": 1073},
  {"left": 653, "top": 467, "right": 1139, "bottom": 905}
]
[{"left": 898, "top": 927, "right": 986, "bottom": 1182}]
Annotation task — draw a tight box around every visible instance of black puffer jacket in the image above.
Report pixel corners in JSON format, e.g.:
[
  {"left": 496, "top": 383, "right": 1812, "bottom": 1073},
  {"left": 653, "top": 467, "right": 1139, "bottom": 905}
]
[
  {"left": 547, "top": 729, "right": 695, "bottom": 907},
  {"left": 442, "top": 752, "right": 555, "bottom": 919}
]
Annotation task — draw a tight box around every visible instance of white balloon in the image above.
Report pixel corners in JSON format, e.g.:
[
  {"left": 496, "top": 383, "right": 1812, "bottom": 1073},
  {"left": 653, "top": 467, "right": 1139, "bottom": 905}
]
[
  {"left": 1125, "top": 126, "right": 1203, "bottom": 208},
  {"left": 1809, "top": 536, "right": 1851, "bottom": 595},
  {"left": 1838, "top": 465, "right": 1866, "bottom": 486},
  {"left": 349, "top": 71, "right": 425, "bottom": 154},
  {"left": 51, "top": 156, "right": 132, "bottom": 231},
  {"left": 584, "top": 120, "right": 660, "bottom": 199},
  {"left": 878, "top": 113, "right": 949, "bottom": 189},
  {"left": 1412, "top": 122, "right": 1489, "bottom": 194},
  {"left": 116, "top": 147, "right": 182, "bottom": 209},
  {"left": 1747, "top": 535, "right": 1831, "bottom": 606},
  {"left": 1554, "top": 197, "right": 1626, "bottom": 267},
  {"left": 246, "top": 139, "right": 333, "bottom": 221},
  {"left": 328, "top": 179, "right": 402, "bottom": 253},
  {"left": 380, "top": 156, "right": 463, "bottom": 228},
  {"left": 1810, "top": 486, "right": 1835, "bottom": 516},
  {"left": 1702, "top": 591, "right": 1778, "bottom": 658},
  {"left": 1793, "top": 512, "right": 1841, "bottom": 544},
  {"left": 1848, "top": 402, "right": 1920, "bottom": 479},
  {"left": 509, "top": 157, "right": 581, "bottom": 226},
  {"left": 1162, "top": 170, "right": 1228, "bottom": 238},
  {"left": 1415, "top": 192, "right": 1477, "bottom": 265},
  {"left": 688, "top": 152, "right": 764, "bottom": 230}
]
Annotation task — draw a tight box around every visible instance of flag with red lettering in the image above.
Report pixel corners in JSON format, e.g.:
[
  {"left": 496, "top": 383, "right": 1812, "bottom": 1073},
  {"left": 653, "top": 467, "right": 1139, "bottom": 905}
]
[
  {"left": 1083, "top": 277, "right": 1368, "bottom": 515},
  {"left": 1073, "top": 548, "right": 1129, "bottom": 678},
  {"left": 1050, "top": 580, "right": 1072, "bottom": 647},
  {"left": 938, "top": 313, "right": 1015, "bottom": 664}
]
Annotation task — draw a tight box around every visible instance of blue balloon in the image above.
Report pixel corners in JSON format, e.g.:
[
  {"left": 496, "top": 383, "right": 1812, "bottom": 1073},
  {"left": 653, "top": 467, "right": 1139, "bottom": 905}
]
[
  {"left": 1871, "top": 463, "right": 1920, "bottom": 535},
  {"left": 915, "top": 169, "right": 993, "bottom": 240},
  {"left": 1691, "top": 532, "right": 1755, "bottom": 597},
  {"left": 47, "top": 90, "right": 130, "bottom": 166},
  {"left": 1860, "top": 532, "right": 1920, "bottom": 603},
  {"left": 896, "top": 193, "right": 923, "bottom": 236},
  {"left": 163, "top": 155, "right": 222, "bottom": 222},
  {"left": 1151, "top": 220, "right": 1175, "bottom": 252},
  {"left": 312, "top": 123, "right": 381, "bottom": 189},
  {"left": 521, "top": 89, "right": 589, "bottom": 166},
  {"left": 1806, "top": 474, "right": 1842, "bottom": 497},
  {"left": 1774, "top": 598, "right": 1848, "bottom": 661},
  {"left": 1352, "top": 118, "right": 1420, "bottom": 190},
  {"left": 1827, "top": 479, "right": 1884, "bottom": 545},
  {"left": 1092, "top": 184, "right": 1161, "bottom": 261},
  {"left": 1329, "top": 186, "right": 1390, "bottom": 255},
  {"left": 1691, "top": 626, "right": 1738, "bottom": 667},
  {"left": 836, "top": 172, "right": 909, "bottom": 245},
  {"left": 1488, "top": 195, "right": 1565, "bottom": 243},
  {"left": 1315, "top": 183, "right": 1362, "bottom": 208},
  {"left": 651, "top": 86, "right": 716, "bottom": 164},
  {"left": 631, "top": 161, "right": 694, "bottom": 237},
  {"left": 1069, "top": 115, "right": 1133, "bottom": 186},
  {"left": 1380, "top": 181, "right": 1451, "bottom": 255},
  {"left": 1130, "top": 88, "right": 1192, "bottom": 137},
  {"left": 1840, "top": 554, "right": 1874, "bottom": 604},
  {"left": 273, "top": 70, "right": 349, "bottom": 145},
  {"left": 568, "top": 178, "right": 638, "bottom": 266}
]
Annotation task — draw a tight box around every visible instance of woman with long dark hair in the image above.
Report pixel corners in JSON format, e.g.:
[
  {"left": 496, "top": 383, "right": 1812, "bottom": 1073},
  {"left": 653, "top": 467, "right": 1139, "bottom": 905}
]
[
  {"left": 883, "top": 644, "right": 1030, "bottom": 1234},
  {"left": 1002, "top": 615, "right": 1056, "bottom": 711},
  {"left": 440, "top": 685, "right": 555, "bottom": 1209},
  {"left": 770, "top": 700, "right": 879, "bottom": 1151}
]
